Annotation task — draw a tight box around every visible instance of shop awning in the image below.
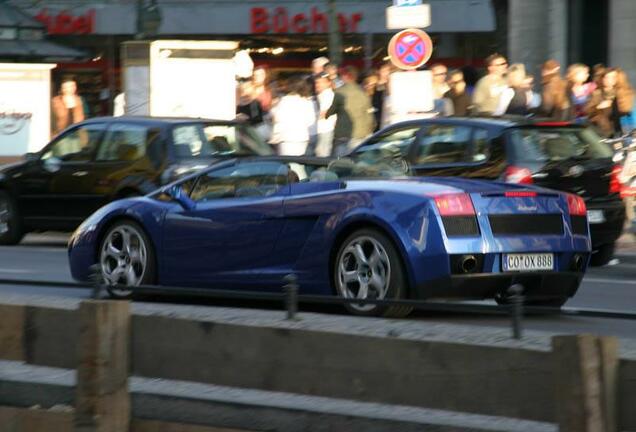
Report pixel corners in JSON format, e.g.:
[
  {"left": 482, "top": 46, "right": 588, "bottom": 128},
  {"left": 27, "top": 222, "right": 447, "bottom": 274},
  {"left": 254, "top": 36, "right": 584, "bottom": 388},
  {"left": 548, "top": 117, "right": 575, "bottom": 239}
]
[
  {"left": 0, "top": 39, "right": 87, "bottom": 61},
  {"left": 0, "top": 0, "right": 87, "bottom": 60}
]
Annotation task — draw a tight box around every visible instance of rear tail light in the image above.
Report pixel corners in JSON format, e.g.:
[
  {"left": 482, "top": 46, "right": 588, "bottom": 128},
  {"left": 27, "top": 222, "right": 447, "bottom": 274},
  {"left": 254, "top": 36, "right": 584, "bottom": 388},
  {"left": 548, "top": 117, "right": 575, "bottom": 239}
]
[
  {"left": 609, "top": 165, "right": 623, "bottom": 195},
  {"left": 504, "top": 166, "right": 533, "bottom": 184},
  {"left": 434, "top": 193, "right": 475, "bottom": 216},
  {"left": 504, "top": 191, "right": 537, "bottom": 197},
  {"left": 566, "top": 194, "right": 587, "bottom": 216}
]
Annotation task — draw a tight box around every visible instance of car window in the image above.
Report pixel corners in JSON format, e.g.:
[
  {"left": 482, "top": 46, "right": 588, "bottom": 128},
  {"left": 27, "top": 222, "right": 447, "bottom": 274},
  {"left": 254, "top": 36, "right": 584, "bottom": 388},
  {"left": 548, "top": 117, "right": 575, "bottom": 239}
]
[
  {"left": 350, "top": 126, "right": 418, "bottom": 172},
  {"left": 41, "top": 123, "right": 105, "bottom": 162},
  {"left": 190, "top": 162, "right": 289, "bottom": 201},
  {"left": 172, "top": 123, "right": 273, "bottom": 159},
  {"left": 416, "top": 125, "right": 488, "bottom": 165},
  {"left": 509, "top": 127, "right": 613, "bottom": 162},
  {"left": 96, "top": 124, "right": 159, "bottom": 162}
]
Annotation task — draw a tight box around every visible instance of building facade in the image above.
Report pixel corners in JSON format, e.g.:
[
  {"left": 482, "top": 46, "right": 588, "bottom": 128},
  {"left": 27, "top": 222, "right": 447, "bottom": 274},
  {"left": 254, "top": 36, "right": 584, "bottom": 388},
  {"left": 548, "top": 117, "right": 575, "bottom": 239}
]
[
  {"left": 7, "top": 0, "right": 498, "bottom": 115},
  {"left": 508, "top": 0, "right": 635, "bottom": 83}
]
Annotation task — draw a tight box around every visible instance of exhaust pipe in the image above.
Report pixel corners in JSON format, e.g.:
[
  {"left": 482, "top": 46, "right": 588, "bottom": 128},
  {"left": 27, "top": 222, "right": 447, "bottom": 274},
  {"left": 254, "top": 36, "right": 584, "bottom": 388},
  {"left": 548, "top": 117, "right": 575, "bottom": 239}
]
[
  {"left": 460, "top": 255, "right": 477, "bottom": 273},
  {"left": 572, "top": 254, "right": 585, "bottom": 271}
]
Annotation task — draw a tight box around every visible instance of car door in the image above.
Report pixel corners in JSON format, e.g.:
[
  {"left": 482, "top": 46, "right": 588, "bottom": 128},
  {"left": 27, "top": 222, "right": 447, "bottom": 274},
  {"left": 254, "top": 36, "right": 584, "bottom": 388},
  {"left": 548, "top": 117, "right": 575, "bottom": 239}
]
[
  {"left": 161, "top": 161, "right": 290, "bottom": 289},
  {"left": 408, "top": 123, "right": 495, "bottom": 178},
  {"left": 90, "top": 122, "right": 164, "bottom": 201},
  {"left": 13, "top": 122, "right": 106, "bottom": 230}
]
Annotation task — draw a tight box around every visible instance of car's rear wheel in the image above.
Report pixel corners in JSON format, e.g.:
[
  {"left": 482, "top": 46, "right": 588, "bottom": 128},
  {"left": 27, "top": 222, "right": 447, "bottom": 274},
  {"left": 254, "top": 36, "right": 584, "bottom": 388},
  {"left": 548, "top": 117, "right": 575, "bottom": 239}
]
[
  {"left": 99, "top": 220, "right": 155, "bottom": 299},
  {"left": 334, "top": 228, "right": 412, "bottom": 318},
  {"left": 0, "top": 190, "right": 23, "bottom": 246},
  {"left": 590, "top": 242, "right": 615, "bottom": 267}
]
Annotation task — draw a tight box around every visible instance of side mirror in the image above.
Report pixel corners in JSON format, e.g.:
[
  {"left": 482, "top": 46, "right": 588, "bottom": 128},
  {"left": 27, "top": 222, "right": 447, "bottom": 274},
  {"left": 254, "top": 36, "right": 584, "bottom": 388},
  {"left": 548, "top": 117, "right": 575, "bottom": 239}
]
[
  {"left": 164, "top": 185, "right": 196, "bottom": 211},
  {"left": 24, "top": 152, "right": 39, "bottom": 162}
]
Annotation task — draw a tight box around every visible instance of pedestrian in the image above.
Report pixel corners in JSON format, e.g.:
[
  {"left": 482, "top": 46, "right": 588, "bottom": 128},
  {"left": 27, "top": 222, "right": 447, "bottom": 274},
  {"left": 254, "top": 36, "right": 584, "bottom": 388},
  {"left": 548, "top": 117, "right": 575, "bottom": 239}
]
[
  {"left": 472, "top": 53, "right": 508, "bottom": 115},
  {"left": 494, "top": 63, "right": 532, "bottom": 116},
  {"left": 586, "top": 67, "right": 635, "bottom": 137},
  {"left": 430, "top": 63, "right": 453, "bottom": 116},
  {"left": 325, "top": 62, "right": 344, "bottom": 88},
  {"left": 539, "top": 59, "right": 569, "bottom": 120},
  {"left": 51, "top": 78, "right": 86, "bottom": 135},
  {"left": 252, "top": 65, "right": 274, "bottom": 113},
  {"left": 431, "top": 63, "right": 450, "bottom": 100},
  {"left": 363, "top": 72, "right": 378, "bottom": 97},
  {"left": 308, "top": 56, "right": 330, "bottom": 97},
  {"left": 315, "top": 73, "right": 336, "bottom": 157},
  {"left": 270, "top": 77, "right": 316, "bottom": 155},
  {"left": 566, "top": 63, "right": 596, "bottom": 121},
  {"left": 236, "top": 81, "right": 265, "bottom": 126},
  {"left": 592, "top": 64, "right": 606, "bottom": 89},
  {"left": 444, "top": 69, "right": 472, "bottom": 116},
  {"left": 338, "top": 66, "right": 374, "bottom": 148},
  {"left": 372, "top": 63, "right": 391, "bottom": 131}
]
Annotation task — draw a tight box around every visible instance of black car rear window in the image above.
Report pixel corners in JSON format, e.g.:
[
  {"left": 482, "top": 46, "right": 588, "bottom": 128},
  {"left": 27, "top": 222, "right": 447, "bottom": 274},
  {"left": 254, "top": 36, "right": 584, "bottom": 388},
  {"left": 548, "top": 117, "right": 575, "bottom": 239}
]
[
  {"left": 509, "top": 127, "right": 613, "bottom": 162},
  {"left": 172, "top": 123, "right": 272, "bottom": 159}
]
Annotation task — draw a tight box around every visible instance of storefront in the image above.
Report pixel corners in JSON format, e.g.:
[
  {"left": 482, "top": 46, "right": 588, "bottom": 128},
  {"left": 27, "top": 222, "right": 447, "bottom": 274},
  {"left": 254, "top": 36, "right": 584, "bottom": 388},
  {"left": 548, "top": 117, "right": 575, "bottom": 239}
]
[{"left": 11, "top": 0, "right": 498, "bottom": 114}]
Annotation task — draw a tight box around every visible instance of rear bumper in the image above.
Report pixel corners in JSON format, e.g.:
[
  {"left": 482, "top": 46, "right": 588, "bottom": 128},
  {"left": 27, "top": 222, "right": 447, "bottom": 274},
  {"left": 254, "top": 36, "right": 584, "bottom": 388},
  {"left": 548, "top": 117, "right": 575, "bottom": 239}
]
[
  {"left": 587, "top": 199, "right": 626, "bottom": 248},
  {"left": 415, "top": 271, "right": 584, "bottom": 301}
]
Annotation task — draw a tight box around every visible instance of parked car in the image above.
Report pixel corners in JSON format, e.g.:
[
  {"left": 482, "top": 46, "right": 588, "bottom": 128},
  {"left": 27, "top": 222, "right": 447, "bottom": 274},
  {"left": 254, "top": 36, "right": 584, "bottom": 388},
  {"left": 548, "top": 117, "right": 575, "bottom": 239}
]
[
  {"left": 0, "top": 116, "right": 272, "bottom": 244},
  {"left": 69, "top": 156, "right": 590, "bottom": 317},
  {"left": 350, "top": 117, "right": 625, "bottom": 266}
]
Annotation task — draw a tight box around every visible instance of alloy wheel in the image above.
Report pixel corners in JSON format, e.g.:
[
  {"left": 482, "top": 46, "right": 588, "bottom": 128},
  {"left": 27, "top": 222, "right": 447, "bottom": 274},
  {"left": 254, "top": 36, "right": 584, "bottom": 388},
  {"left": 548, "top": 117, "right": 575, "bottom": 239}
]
[
  {"left": 0, "top": 197, "right": 9, "bottom": 235},
  {"left": 336, "top": 235, "right": 391, "bottom": 312},
  {"left": 100, "top": 224, "right": 148, "bottom": 296}
]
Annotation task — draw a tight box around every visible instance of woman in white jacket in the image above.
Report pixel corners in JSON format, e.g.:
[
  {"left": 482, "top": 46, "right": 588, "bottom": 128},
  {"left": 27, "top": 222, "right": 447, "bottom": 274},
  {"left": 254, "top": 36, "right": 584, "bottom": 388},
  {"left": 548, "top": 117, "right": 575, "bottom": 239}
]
[{"left": 270, "top": 77, "right": 317, "bottom": 156}]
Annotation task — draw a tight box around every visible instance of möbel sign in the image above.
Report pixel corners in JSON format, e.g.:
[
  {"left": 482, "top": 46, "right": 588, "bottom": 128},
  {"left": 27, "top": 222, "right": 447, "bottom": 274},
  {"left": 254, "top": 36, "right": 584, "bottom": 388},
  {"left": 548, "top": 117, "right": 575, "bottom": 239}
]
[
  {"left": 251, "top": 7, "right": 363, "bottom": 34},
  {"left": 35, "top": 9, "right": 95, "bottom": 35}
]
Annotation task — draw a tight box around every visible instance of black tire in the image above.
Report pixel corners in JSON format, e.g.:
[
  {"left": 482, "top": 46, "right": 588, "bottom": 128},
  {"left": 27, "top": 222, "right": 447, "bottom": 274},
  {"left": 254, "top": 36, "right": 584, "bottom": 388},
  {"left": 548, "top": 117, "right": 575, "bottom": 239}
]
[
  {"left": 590, "top": 242, "right": 615, "bottom": 267},
  {"left": 0, "top": 190, "right": 24, "bottom": 246},
  {"left": 98, "top": 220, "right": 156, "bottom": 299},
  {"left": 333, "top": 228, "right": 412, "bottom": 318}
]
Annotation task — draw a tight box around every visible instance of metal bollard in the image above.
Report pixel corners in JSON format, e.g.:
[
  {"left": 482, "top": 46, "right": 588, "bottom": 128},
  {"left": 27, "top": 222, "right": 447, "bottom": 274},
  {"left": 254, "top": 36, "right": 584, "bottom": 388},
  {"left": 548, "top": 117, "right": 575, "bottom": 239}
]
[
  {"left": 88, "top": 264, "right": 103, "bottom": 300},
  {"left": 283, "top": 274, "right": 299, "bottom": 320},
  {"left": 507, "top": 284, "right": 525, "bottom": 340}
]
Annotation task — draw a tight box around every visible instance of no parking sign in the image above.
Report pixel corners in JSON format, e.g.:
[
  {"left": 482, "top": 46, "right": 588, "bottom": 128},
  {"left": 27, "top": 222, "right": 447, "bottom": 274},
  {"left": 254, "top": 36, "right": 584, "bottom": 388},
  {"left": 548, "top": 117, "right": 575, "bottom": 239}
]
[{"left": 387, "top": 28, "right": 433, "bottom": 70}]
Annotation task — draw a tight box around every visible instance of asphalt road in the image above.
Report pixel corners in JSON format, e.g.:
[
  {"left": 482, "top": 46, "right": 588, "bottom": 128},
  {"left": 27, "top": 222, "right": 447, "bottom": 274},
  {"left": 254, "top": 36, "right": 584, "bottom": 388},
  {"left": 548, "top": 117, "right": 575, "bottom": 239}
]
[{"left": 1, "top": 232, "right": 636, "bottom": 339}]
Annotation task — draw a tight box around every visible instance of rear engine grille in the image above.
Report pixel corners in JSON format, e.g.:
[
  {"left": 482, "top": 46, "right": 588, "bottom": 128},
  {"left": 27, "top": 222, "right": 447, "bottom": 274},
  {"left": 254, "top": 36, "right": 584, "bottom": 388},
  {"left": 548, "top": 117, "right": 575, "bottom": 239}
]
[
  {"left": 442, "top": 216, "right": 480, "bottom": 237},
  {"left": 570, "top": 215, "right": 588, "bottom": 235},
  {"left": 488, "top": 214, "right": 564, "bottom": 236}
]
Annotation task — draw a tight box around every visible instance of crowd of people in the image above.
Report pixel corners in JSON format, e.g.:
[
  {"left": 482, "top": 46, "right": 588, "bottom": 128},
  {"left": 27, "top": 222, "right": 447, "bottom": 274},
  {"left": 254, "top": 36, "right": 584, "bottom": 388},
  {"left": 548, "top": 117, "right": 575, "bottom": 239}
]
[
  {"left": 430, "top": 53, "right": 635, "bottom": 138},
  {"left": 237, "top": 53, "right": 636, "bottom": 157}
]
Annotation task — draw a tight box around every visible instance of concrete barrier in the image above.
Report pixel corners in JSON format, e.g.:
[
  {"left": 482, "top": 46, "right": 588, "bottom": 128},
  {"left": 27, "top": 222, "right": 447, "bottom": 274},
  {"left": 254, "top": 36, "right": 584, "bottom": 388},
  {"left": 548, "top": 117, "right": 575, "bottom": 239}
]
[
  {"left": 1, "top": 299, "right": 635, "bottom": 431},
  {"left": 131, "top": 315, "right": 555, "bottom": 422}
]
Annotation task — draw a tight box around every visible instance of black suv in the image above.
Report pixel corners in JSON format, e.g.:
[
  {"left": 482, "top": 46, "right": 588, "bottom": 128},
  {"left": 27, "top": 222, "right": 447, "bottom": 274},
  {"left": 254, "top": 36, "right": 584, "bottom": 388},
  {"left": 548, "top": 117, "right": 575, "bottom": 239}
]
[
  {"left": 351, "top": 116, "right": 625, "bottom": 266},
  {"left": 0, "top": 116, "right": 272, "bottom": 244}
]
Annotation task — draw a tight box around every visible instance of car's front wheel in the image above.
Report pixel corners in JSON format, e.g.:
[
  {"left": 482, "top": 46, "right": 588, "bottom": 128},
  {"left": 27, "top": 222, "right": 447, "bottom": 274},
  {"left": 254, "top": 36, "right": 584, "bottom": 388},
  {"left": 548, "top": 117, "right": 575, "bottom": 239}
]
[
  {"left": 334, "top": 228, "right": 412, "bottom": 318},
  {"left": 0, "top": 190, "right": 23, "bottom": 246},
  {"left": 99, "top": 220, "right": 155, "bottom": 299}
]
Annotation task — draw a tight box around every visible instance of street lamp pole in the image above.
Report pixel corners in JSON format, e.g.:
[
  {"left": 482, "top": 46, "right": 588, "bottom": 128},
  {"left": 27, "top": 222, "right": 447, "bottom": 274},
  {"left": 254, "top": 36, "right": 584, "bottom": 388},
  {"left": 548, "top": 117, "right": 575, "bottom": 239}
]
[{"left": 327, "top": 0, "right": 343, "bottom": 65}]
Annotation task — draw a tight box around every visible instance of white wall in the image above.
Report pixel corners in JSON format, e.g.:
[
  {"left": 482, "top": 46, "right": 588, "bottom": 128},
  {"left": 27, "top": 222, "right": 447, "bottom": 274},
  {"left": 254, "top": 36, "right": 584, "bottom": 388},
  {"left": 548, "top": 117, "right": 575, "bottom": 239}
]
[{"left": 0, "top": 64, "right": 55, "bottom": 156}]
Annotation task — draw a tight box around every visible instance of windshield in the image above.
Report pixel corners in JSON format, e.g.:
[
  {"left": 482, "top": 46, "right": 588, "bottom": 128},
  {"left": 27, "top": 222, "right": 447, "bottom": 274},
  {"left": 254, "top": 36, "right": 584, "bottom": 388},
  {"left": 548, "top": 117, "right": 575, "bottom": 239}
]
[
  {"left": 172, "top": 123, "right": 273, "bottom": 159},
  {"left": 509, "top": 127, "right": 613, "bottom": 162}
]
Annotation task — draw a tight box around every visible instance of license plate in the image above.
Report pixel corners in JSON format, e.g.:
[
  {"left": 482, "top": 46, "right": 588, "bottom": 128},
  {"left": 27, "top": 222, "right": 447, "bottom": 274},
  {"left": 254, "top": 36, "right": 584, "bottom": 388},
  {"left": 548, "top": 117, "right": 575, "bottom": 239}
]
[
  {"left": 503, "top": 253, "right": 554, "bottom": 272},
  {"left": 587, "top": 210, "right": 605, "bottom": 224}
]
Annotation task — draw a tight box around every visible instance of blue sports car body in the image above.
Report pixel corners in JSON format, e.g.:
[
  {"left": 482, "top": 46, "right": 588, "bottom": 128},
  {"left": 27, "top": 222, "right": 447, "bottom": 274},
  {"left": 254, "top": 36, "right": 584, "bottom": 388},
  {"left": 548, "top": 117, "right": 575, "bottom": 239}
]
[{"left": 69, "top": 156, "right": 591, "bottom": 316}]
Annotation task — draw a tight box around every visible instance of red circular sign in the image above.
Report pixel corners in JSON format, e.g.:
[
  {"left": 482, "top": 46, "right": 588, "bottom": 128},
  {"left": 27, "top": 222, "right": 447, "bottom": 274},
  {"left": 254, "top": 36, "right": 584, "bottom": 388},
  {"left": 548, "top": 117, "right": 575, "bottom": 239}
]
[{"left": 388, "top": 28, "right": 433, "bottom": 70}]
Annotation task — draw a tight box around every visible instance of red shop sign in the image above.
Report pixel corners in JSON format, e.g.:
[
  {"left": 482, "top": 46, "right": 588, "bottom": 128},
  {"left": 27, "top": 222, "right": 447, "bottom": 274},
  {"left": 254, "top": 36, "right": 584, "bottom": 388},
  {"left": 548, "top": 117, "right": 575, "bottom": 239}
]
[
  {"left": 251, "top": 7, "right": 363, "bottom": 34},
  {"left": 35, "top": 9, "right": 96, "bottom": 35}
]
